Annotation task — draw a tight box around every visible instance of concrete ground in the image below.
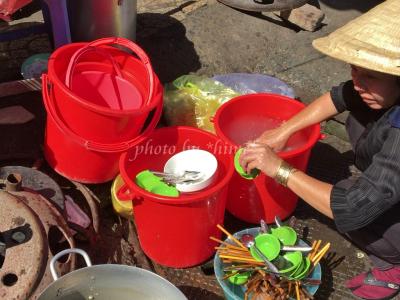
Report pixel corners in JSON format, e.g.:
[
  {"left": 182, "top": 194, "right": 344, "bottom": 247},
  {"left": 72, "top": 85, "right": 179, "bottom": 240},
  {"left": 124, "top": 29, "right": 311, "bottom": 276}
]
[{"left": 1, "top": 0, "right": 398, "bottom": 299}]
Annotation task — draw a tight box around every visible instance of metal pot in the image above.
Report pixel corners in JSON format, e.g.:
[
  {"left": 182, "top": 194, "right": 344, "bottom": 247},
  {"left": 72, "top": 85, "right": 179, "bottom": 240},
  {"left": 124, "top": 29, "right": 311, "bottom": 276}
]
[
  {"left": 42, "top": 0, "right": 137, "bottom": 48},
  {"left": 67, "top": 0, "right": 137, "bottom": 42},
  {"left": 38, "top": 249, "right": 187, "bottom": 300}
]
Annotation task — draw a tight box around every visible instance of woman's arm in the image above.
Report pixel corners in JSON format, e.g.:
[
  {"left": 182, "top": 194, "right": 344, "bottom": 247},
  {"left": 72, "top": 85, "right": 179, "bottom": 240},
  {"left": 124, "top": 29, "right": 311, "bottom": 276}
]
[
  {"left": 279, "top": 92, "right": 339, "bottom": 136},
  {"left": 240, "top": 144, "right": 334, "bottom": 219},
  {"left": 287, "top": 171, "right": 333, "bottom": 219},
  {"left": 257, "top": 92, "right": 340, "bottom": 150}
]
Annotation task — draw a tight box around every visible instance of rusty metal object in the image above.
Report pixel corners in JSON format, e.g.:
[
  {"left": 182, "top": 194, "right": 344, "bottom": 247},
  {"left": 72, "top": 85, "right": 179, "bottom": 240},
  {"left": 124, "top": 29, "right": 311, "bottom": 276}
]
[
  {"left": 0, "top": 191, "right": 45, "bottom": 300},
  {"left": 0, "top": 175, "right": 75, "bottom": 299},
  {"left": 56, "top": 181, "right": 101, "bottom": 256},
  {"left": 3, "top": 173, "right": 22, "bottom": 192},
  {"left": 217, "top": 0, "right": 308, "bottom": 12},
  {"left": 71, "top": 181, "right": 100, "bottom": 237},
  {"left": 0, "top": 166, "right": 64, "bottom": 209}
]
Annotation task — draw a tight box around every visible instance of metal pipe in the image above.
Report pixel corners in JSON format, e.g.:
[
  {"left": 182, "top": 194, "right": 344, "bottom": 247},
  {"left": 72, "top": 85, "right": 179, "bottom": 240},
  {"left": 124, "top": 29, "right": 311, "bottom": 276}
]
[{"left": 5, "top": 173, "right": 22, "bottom": 192}]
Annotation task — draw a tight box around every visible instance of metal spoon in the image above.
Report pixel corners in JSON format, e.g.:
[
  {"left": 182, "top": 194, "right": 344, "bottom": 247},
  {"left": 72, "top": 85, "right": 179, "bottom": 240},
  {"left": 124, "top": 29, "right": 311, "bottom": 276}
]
[
  {"left": 281, "top": 245, "right": 313, "bottom": 252},
  {"left": 260, "top": 219, "right": 269, "bottom": 233},
  {"left": 240, "top": 234, "right": 279, "bottom": 273},
  {"left": 258, "top": 220, "right": 310, "bottom": 251},
  {"left": 258, "top": 220, "right": 310, "bottom": 250},
  {"left": 275, "top": 215, "right": 283, "bottom": 227},
  {"left": 271, "top": 216, "right": 312, "bottom": 252},
  {"left": 150, "top": 170, "right": 203, "bottom": 181}
]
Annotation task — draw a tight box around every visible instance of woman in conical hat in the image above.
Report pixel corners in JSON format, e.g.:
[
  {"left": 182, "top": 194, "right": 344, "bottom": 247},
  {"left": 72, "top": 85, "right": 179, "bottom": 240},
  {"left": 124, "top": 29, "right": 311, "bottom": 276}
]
[{"left": 239, "top": 0, "right": 400, "bottom": 299}]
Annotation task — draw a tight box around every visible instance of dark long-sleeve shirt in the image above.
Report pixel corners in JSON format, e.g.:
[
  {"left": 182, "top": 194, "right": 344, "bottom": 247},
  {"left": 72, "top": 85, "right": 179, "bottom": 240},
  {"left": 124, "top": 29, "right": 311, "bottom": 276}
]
[{"left": 329, "top": 80, "right": 400, "bottom": 233}]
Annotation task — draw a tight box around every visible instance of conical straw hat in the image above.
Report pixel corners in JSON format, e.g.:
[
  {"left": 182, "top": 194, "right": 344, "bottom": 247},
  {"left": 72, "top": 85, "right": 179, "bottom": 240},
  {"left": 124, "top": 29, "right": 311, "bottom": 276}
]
[{"left": 313, "top": 0, "right": 400, "bottom": 76}]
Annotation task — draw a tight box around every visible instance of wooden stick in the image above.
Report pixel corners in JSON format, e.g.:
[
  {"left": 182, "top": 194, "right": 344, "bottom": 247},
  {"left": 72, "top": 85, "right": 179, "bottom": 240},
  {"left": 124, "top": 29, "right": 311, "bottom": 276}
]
[
  {"left": 216, "top": 224, "right": 247, "bottom": 249},
  {"left": 224, "top": 263, "right": 260, "bottom": 272},
  {"left": 214, "top": 246, "right": 248, "bottom": 252},
  {"left": 308, "top": 243, "right": 330, "bottom": 276},
  {"left": 219, "top": 252, "right": 255, "bottom": 260},
  {"left": 218, "top": 252, "right": 253, "bottom": 259},
  {"left": 298, "top": 286, "right": 303, "bottom": 300},
  {"left": 310, "top": 239, "right": 322, "bottom": 260},
  {"left": 222, "top": 259, "right": 235, "bottom": 264},
  {"left": 307, "top": 240, "right": 317, "bottom": 259},
  {"left": 311, "top": 242, "right": 330, "bottom": 264},
  {"left": 224, "top": 263, "right": 255, "bottom": 268},
  {"left": 219, "top": 254, "right": 264, "bottom": 264},
  {"left": 215, "top": 247, "right": 251, "bottom": 257},
  {"left": 215, "top": 249, "right": 252, "bottom": 257},
  {"left": 309, "top": 239, "right": 321, "bottom": 260},
  {"left": 222, "top": 270, "right": 243, "bottom": 280},
  {"left": 209, "top": 236, "right": 246, "bottom": 251},
  {"left": 288, "top": 281, "right": 293, "bottom": 297},
  {"left": 295, "top": 281, "right": 300, "bottom": 300},
  {"left": 222, "top": 272, "right": 236, "bottom": 280}
]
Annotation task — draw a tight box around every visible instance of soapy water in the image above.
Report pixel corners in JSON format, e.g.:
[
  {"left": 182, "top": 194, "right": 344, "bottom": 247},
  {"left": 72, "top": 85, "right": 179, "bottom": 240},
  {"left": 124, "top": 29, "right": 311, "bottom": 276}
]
[
  {"left": 224, "top": 115, "right": 307, "bottom": 152},
  {"left": 54, "top": 277, "right": 157, "bottom": 300},
  {"left": 55, "top": 288, "right": 155, "bottom": 300},
  {"left": 51, "top": 274, "right": 180, "bottom": 300}
]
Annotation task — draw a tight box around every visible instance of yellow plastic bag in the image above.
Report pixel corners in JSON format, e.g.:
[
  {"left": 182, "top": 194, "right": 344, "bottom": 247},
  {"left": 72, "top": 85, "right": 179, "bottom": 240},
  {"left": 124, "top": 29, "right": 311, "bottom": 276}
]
[{"left": 163, "top": 75, "right": 240, "bottom": 133}]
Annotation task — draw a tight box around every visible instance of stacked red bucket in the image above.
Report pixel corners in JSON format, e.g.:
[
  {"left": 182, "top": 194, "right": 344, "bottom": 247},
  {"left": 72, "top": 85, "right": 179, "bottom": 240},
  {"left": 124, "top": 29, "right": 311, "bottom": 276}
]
[
  {"left": 42, "top": 37, "right": 163, "bottom": 183},
  {"left": 42, "top": 38, "right": 236, "bottom": 268}
]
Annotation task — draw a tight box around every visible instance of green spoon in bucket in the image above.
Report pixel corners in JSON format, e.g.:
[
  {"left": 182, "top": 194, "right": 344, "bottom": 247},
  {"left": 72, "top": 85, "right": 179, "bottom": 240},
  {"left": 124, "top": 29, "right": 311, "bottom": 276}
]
[
  {"left": 135, "top": 170, "right": 179, "bottom": 197},
  {"left": 234, "top": 148, "right": 260, "bottom": 179}
]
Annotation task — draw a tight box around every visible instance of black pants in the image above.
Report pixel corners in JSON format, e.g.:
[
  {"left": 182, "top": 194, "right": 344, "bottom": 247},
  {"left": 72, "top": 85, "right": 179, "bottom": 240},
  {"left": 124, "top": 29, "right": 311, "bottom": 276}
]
[
  {"left": 345, "top": 210, "right": 400, "bottom": 270},
  {"left": 339, "top": 115, "right": 400, "bottom": 270}
]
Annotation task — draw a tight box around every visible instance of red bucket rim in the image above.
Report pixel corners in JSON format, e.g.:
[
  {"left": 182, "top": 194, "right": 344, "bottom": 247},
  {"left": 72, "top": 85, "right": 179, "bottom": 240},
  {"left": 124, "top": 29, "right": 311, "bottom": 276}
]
[
  {"left": 42, "top": 74, "right": 162, "bottom": 153},
  {"left": 213, "top": 93, "right": 321, "bottom": 159},
  {"left": 119, "top": 126, "right": 235, "bottom": 204},
  {"left": 47, "top": 41, "right": 160, "bottom": 117}
]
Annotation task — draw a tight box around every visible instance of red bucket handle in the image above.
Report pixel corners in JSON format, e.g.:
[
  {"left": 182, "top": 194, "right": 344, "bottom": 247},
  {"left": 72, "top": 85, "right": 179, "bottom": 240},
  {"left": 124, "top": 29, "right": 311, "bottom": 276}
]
[
  {"left": 66, "top": 37, "right": 154, "bottom": 105},
  {"left": 42, "top": 74, "right": 162, "bottom": 153},
  {"left": 116, "top": 184, "right": 134, "bottom": 201},
  {"left": 65, "top": 46, "right": 124, "bottom": 89}
]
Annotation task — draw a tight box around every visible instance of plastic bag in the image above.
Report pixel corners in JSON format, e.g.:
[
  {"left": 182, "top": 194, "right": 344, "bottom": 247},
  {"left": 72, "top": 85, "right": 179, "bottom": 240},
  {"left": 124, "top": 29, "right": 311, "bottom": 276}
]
[
  {"left": 163, "top": 75, "right": 240, "bottom": 133},
  {"left": 213, "top": 73, "right": 295, "bottom": 98},
  {"left": 0, "top": 0, "right": 32, "bottom": 21}
]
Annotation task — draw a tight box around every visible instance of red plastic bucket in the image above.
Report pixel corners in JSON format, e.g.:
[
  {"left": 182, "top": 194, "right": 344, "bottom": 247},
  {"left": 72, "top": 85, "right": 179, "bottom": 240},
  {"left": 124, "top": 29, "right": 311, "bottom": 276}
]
[
  {"left": 46, "top": 37, "right": 160, "bottom": 143},
  {"left": 213, "top": 94, "right": 321, "bottom": 224},
  {"left": 65, "top": 46, "right": 144, "bottom": 110},
  {"left": 42, "top": 74, "right": 163, "bottom": 183},
  {"left": 119, "top": 126, "right": 235, "bottom": 268}
]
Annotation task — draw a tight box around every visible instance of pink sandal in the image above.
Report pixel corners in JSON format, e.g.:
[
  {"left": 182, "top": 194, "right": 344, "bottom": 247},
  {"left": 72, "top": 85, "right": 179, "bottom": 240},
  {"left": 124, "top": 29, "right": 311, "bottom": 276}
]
[{"left": 346, "top": 268, "right": 400, "bottom": 300}]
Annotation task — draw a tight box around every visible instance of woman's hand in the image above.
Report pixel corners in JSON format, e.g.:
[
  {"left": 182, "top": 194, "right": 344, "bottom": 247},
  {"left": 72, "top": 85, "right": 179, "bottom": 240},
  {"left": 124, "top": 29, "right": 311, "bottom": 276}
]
[
  {"left": 255, "top": 126, "right": 291, "bottom": 152},
  {"left": 239, "top": 143, "right": 282, "bottom": 178}
]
